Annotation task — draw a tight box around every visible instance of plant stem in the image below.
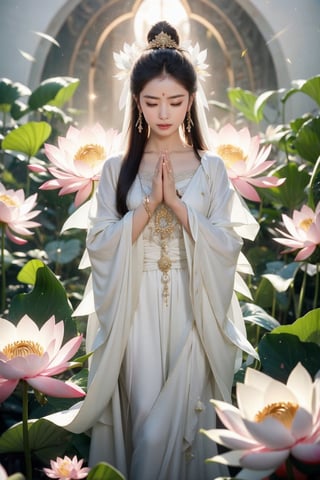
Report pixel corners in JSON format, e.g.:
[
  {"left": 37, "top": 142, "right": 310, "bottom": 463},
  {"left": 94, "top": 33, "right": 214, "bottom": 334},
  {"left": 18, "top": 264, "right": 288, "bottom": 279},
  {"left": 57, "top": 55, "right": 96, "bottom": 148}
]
[
  {"left": 1, "top": 225, "right": 5, "bottom": 313},
  {"left": 307, "top": 156, "right": 320, "bottom": 209},
  {"left": 286, "top": 457, "right": 295, "bottom": 480},
  {"left": 314, "top": 263, "right": 320, "bottom": 309},
  {"left": 297, "top": 265, "right": 307, "bottom": 318},
  {"left": 22, "top": 380, "right": 32, "bottom": 480},
  {"left": 26, "top": 155, "right": 31, "bottom": 197},
  {"left": 271, "top": 289, "right": 276, "bottom": 318}
]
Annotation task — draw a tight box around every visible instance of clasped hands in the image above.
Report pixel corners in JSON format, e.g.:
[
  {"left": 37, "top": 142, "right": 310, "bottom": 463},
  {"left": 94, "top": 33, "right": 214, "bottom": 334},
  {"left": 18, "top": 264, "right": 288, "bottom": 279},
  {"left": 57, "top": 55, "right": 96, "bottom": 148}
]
[{"left": 149, "top": 151, "right": 179, "bottom": 211}]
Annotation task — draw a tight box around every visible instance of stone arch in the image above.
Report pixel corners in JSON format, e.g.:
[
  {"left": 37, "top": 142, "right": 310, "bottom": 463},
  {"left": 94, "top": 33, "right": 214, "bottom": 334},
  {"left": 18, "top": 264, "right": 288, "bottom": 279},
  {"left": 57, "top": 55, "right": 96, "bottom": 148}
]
[{"left": 36, "top": 0, "right": 279, "bottom": 128}]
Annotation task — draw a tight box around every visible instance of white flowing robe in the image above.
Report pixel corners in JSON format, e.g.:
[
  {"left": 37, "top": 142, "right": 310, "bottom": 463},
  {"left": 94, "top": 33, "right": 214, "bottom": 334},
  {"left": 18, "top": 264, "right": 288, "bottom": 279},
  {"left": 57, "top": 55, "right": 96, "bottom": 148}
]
[{"left": 57, "top": 151, "right": 258, "bottom": 480}]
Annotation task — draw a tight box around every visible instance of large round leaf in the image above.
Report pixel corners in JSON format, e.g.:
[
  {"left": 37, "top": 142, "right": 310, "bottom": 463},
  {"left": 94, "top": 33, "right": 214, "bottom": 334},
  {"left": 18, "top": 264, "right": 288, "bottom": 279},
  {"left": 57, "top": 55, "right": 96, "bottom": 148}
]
[
  {"left": 312, "top": 168, "right": 320, "bottom": 205},
  {"left": 49, "top": 78, "right": 80, "bottom": 108},
  {"left": 0, "top": 78, "right": 31, "bottom": 112},
  {"left": 2, "top": 121, "right": 51, "bottom": 157},
  {"left": 258, "top": 332, "right": 320, "bottom": 382},
  {"left": 271, "top": 308, "right": 320, "bottom": 345},
  {"left": 10, "top": 100, "right": 30, "bottom": 120},
  {"left": 241, "top": 302, "right": 280, "bottom": 331},
  {"left": 227, "top": 87, "right": 263, "bottom": 123},
  {"left": 87, "top": 462, "right": 125, "bottom": 480},
  {"left": 259, "top": 162, "right": 310, "bottom": 210},
  {"left": 295, "top": 116, "right": 320, "bottom": 163},
  {"left": 0, "top": 419, "right": 71, "bottom": 464},
  {"left": 282, "top": 76, "right": 320, "bottom": 112},
  {"left": 45, "top": 239, "right": 82, "bottom": 264},
  {"left": 8, "top": 260, "right": 77, "bottom": 340},
  {"left": 259, "top": 309, "right": 320, "bottom": 381},
  {"left": 28, "top": 77, "right": 79, "bottom": 110},
  {"left": 262, "top": 261, "right": 300, "bottom": 293},
  {"left": 254, "top": 88, "right": 285, "bottom": 120},
  {"left": 298, "top": 74, "right": 320, "bottom": 107},
  {"left": 254, "top": 276, "right": 275, "bottom": 309}
]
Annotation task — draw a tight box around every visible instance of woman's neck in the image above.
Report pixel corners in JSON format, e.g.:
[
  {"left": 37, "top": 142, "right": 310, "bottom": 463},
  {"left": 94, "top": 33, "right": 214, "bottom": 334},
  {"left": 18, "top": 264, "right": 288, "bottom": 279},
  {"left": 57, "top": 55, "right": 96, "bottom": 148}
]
[
  {"left": 145, "top": 131, "right": 192, "bottom": 154},
  {"left": 144, "top": 141, "right": 192, "bottom": 154}
]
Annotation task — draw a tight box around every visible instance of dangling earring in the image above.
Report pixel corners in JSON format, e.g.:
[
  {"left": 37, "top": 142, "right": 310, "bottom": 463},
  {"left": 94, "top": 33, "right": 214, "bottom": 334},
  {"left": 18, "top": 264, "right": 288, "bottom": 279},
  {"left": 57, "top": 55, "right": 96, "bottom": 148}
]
[
  {"left": 136, "top": 111, "right": 143, "bottom": 133},
  {"left": 186, "top": 110, "right": 194, "bottom": 133}
]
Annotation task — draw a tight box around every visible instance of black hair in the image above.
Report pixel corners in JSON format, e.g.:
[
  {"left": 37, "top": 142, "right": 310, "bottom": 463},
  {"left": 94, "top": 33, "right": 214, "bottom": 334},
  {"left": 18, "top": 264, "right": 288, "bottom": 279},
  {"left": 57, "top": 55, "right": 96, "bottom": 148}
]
[{"left": 116, "top": 21, "right": 208, "bottom": 216}]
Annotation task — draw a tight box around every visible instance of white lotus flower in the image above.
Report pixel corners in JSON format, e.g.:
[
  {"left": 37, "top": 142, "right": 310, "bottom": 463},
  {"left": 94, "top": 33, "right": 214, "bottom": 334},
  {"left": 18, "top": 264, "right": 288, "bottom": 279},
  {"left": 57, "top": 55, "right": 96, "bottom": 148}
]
[{"left": 201, "top": 363, "right": 320, "bottom": 479}]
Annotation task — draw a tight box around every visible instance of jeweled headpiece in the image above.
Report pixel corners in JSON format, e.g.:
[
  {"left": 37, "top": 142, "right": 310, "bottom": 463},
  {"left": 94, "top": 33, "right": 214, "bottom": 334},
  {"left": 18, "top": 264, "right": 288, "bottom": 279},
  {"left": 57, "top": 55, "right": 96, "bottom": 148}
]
[{"left": 147, "top": 31, "right": 178, "bottom": 50}]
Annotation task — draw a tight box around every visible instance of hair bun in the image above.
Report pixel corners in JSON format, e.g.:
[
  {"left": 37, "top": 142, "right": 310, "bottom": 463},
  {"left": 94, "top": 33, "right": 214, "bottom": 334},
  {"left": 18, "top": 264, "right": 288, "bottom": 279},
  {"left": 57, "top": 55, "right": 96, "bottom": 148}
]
[{"left": 147, "top": 21, "right": 180, "bottom": 47}]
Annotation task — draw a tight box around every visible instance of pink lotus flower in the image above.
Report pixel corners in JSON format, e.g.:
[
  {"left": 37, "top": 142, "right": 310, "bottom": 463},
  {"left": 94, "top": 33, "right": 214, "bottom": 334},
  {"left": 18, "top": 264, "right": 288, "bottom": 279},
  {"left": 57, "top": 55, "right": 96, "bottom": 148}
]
[
  {"left": 210, "top": 124, "right": 285, "bottom": 202},
  {"left": 0, "top": 315, "right": 85, "bottom": 402},
  {"left": 201, "top": 363, "right": 320, "bottom": 480},
  {"left": 37, "top": 123, "right": 120, "bottom": 207},
  {"left": 273, "top": 202, "right": 320, "bottom": 261},
  {"left": 43, "top": 455, "right": 90, "bottom": 480},
  {"left": 0, "top": 183, "right": 40, "bottom": 245}
]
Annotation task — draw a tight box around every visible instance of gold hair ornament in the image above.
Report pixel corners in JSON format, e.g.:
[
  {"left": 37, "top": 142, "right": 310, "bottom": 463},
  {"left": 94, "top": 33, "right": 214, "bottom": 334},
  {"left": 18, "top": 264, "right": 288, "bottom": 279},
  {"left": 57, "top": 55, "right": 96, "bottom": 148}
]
[{"left": 147, "top": 31, "right": 179, "bottom": 50}]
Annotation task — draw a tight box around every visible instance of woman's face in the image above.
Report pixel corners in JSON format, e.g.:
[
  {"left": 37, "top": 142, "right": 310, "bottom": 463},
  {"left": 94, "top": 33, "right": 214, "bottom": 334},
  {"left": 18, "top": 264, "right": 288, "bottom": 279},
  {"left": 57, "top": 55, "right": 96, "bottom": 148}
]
[{"left": 138, "top": 74, "right": 193, "bottom": 138}]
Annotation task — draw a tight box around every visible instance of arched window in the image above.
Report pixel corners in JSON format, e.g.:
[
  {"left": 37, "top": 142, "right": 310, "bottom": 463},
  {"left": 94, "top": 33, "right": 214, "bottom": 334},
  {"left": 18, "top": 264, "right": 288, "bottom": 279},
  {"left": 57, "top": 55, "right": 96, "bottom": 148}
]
[{"left": 41, "top": 0, "right": 277, "bottom": 128}]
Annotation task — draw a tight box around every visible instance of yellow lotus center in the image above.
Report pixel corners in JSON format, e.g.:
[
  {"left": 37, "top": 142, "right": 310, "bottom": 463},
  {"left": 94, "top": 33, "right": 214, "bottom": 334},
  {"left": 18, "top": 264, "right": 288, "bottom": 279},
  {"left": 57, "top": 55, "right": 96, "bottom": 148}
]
[
  {"left": 2, "top": 340, "right": 44, "bottom": 359},
  {"left": 299, "top": 218, "right": 313, "bottom": 231},
  {"left": 56, "top": 460, "right": 71, "bottom": 476},
  {"left": 74, "top": 143, "right": 106, "bottom": 168},
  {"left": 0, "top": 194, "right": 18, "bottom": 207},
  {"left": 216, "top": 144, "right": 246, "bottom": 168},
  {"left": 255, "top": 401, "right": 299, "bottom": 428}
]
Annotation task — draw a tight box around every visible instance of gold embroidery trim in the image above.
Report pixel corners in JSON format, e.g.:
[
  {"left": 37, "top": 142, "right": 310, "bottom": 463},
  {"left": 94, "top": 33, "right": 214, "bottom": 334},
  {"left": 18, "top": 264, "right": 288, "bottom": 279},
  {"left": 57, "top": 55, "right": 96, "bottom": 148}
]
[{"left": 154, "top": 204, "right": 175, "bottom": 306}]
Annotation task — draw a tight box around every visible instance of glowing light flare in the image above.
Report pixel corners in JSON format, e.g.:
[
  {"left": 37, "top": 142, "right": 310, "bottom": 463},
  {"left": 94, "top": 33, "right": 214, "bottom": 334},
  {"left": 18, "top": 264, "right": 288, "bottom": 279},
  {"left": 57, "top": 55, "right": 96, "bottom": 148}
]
[{"left": 133, "top": 0, "right": 190, "bottom": 45}]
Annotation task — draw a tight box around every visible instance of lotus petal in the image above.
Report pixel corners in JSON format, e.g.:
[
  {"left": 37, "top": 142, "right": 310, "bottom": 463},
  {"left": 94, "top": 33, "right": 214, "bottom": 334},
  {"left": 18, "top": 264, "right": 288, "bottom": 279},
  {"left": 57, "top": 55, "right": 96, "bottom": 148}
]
[
  {"left": 28, "top": 376, "right": 85, "bottom": 398},
  {"left": 241, "top": 448, "right": 289, "bottom": 470}
]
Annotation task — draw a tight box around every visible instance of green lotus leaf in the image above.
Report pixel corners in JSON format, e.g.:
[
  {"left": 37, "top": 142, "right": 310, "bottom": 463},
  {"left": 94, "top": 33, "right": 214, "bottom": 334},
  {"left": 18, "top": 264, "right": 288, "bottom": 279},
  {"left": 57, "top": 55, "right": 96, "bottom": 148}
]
[
  {"left": 87, "top": 462, "right": 125, "bottom": 480},
  {"left": 28, "top": 76, "right": 79, "bottom": 110},
  {"left": 2, "top": 121, "right": 51, "bottom": 157},
  {"left": 0, "top": 419, "right": 71, "bottom": 464},
  {"left": 258, "top": 162, "right": 310, "bottom": 210},
  {"left": 295, "top": 116, "right": 320, "bottom": 163},
  {"left": 9, "top": 260, "right": 76, "bottom": 340},
  {"left": 0, "top": 78, "right": 31, "bottom": 112}
]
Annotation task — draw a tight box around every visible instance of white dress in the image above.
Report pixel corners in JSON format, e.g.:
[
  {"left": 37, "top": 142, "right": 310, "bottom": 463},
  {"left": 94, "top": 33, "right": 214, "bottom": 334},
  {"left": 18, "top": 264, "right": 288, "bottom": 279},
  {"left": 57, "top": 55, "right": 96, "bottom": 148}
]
[{"left": 56, "top": 151, "right": 258, "bottom": 480}]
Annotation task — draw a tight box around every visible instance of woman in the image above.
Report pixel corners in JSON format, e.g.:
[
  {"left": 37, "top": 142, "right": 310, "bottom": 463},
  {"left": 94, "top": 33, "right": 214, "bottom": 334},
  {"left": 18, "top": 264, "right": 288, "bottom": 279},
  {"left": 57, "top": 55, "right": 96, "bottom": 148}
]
[{"left": 63, "top": 21, "right": 258, "bottom": 480}]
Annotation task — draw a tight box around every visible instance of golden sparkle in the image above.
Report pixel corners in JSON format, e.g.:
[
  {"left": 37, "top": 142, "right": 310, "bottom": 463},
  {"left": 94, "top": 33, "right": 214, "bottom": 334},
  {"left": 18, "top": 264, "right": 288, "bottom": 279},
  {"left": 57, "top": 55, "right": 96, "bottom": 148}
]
[{"left": 255, "top": 401, "right": 299, "bottom": 428}]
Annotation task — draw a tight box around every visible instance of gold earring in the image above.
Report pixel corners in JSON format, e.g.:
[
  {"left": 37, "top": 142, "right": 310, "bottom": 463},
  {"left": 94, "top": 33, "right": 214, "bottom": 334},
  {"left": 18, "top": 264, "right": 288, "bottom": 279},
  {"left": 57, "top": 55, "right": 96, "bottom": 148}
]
[
  {"left": 186, "top": 111, "right": 194, "bottom": 133},
  {"left": 136, "top": 111, "right": 143, "bottom": 133}
]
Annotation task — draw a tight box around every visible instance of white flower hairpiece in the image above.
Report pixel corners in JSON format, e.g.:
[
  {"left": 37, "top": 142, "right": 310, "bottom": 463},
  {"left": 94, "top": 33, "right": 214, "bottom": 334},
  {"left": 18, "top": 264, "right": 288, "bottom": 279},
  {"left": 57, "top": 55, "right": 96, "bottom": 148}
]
[
  {"left": 113, "top": 42, "right": 143, "bottom": 111},
  {"left": 183, "top": 41, "right": 210, "bottom": 109},
  {"left": 113, "top": 40, "right": 210, "bottom": 111}
]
